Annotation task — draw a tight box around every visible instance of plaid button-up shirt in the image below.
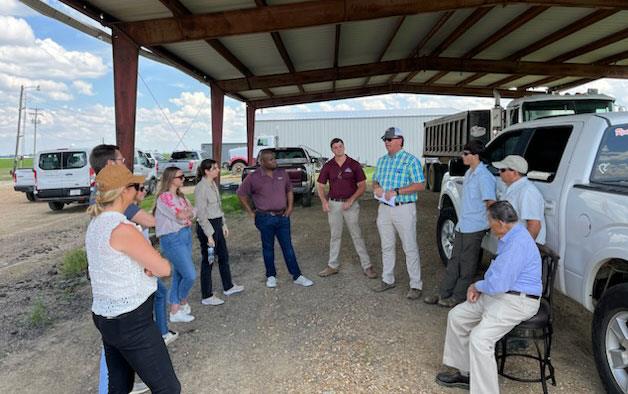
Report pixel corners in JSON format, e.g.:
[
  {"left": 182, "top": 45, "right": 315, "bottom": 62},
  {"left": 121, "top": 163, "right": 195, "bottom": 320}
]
[{"left": 373, "top": 150, "right": 424, "bottom": 203}]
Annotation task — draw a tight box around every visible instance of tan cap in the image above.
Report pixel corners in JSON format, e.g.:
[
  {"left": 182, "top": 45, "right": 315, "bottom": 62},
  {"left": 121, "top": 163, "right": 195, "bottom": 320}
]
[
  {"left": 96, "top": 164, "right": 145, "bottom": 192},
  {"left": 492, "top": 155, "right": 528, "bottom": 174}
]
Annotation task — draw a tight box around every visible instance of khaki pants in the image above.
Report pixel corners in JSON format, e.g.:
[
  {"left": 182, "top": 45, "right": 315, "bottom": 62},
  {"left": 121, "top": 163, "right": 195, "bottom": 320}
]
[
  {"left": 443, "top": 293, "right": 540, "bottom": 394},
  {"left": 376, "top": 203, "right": 422, "bottom": 289},
  {"left": 327, "top": 200, "right": 371, "bottom": 270}
]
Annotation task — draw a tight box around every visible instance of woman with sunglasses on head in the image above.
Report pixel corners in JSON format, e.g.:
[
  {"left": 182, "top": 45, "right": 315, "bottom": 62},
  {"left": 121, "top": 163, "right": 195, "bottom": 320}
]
[
  {"left": 86, "top": 164, "right": 180, "bottom": 394},
  {"left": 194, "top": 159, "right": 244, "bottom": 306},
  {"left": 155, "top": 167, "right": 197, "bottom": 323}
]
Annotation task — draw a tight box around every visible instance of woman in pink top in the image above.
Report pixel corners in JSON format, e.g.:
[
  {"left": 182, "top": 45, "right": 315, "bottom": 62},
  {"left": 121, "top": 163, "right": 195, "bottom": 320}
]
[{"left": 154, "top": 168, "right": 197, "bottom": 323}]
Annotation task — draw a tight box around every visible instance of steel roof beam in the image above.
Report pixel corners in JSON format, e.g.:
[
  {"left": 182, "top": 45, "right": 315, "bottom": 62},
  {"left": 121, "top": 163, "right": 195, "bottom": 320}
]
[
  {"left": 216, "top": 56, "right": 628, "bottom": 92},
  {"left": 549, "top": 49, "right": 628, "bottom": 91},
  {"left": 248, "top": 83, "right": 526, "bottom": 109},
  {"left": 115, "top": 0, "right": 628, "bottom": 46},
  {"left": 333, "top": 24, "right": 342, "bottom": 91},
  {"left": 457, "top": 8, "right": 618, "bottom": 86}
]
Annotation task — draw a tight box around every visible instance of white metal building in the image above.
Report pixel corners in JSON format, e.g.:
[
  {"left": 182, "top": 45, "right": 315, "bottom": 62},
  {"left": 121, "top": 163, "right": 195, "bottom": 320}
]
[{"left": 256, "top": 108, "right": 457, "bottom": 166}]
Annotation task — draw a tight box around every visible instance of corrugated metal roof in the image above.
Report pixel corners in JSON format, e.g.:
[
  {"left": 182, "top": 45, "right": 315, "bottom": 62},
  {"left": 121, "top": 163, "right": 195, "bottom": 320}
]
[{"left": 257, "top": 108, "right": 459, "bottom": 121}]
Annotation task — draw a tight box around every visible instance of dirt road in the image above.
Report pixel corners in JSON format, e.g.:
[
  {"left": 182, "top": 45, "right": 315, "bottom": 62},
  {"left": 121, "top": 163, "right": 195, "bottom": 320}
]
[{"left": 0, "top": 183, "right": 604, "bottom": 393}]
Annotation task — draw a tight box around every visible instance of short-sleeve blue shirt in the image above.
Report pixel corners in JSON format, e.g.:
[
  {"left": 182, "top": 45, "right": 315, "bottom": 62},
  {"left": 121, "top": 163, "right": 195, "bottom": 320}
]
[
  {"left": 457, "top": 163, "right": 496, "bottom": 233},
  {"left": 373, "top": 150, "right": 424, "bottom": 203}
]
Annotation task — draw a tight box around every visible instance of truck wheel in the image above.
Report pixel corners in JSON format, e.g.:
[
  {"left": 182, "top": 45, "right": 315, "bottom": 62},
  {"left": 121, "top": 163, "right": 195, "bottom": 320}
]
[
  {"left": 592, "top": 283, "right": 628, "bottom": 394},
  {"left": 48, "top": 201, "right": 64, "bottom": 211},
  {"left": 301, "top": 190, "right": 312, "bottom": 207},
  {"left": 429, "top": 163, "right": 445, "bottom": 193},
  {"left": 26, "top": 192, "right": 35, "bottom": 202},
  {"left": 436, "top": 206, "right": 457, "bottom": 266},
  {"left": 231, "top": 162, "right": 246, "bottom": 175}
]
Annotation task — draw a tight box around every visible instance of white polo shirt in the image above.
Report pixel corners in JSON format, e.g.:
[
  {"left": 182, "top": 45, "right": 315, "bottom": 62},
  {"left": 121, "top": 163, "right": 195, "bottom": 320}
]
[{"left": 503, "top": 176, "right": 546, "bottom": 245}]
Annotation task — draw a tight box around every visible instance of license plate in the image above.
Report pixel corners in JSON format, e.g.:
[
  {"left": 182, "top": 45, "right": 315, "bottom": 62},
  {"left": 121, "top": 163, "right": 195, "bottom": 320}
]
[{"left": 69, "top": 189, "right": 81, "bottom": 196}]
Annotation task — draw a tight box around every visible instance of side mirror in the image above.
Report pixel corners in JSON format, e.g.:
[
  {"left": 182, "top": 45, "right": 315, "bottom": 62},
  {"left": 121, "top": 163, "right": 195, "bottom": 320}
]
[
  {"left": 448, "top": 158, "right": 468, "bottom": 177},
  {"left": 310, "top": 157, "right": 317, "bottom": 163}
]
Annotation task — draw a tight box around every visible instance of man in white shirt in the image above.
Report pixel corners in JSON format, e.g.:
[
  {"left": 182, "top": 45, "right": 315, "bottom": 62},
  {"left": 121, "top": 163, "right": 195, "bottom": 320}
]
[{"left": 492, "top": 155, "right": 546, "bottom": 244}]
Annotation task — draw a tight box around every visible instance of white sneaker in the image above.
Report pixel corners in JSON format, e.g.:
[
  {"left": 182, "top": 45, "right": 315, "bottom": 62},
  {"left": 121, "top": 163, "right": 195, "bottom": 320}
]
[
  {"left": 293, "top": 275, "right": 314, "bottom": 287},
  {"left": 266, "top": 276, "right": 277, "bottom": 288},
  {"left": 181, "top": 303, "right": 191, "bottom": 315},
  {"left": 129, "top": 382, "right": 149, "bottom": 394},
  {"left": 223, "top": 284, "right": 244, "bottom": 296},
  {"left": 162, "top": 330, "right": 179, "bottom": 345},
  {"left": 201, "top": 295, "right": 225, "bottom": 306},
  {"left": 170, "top": 309, "right": 194, "bottom": 323}
]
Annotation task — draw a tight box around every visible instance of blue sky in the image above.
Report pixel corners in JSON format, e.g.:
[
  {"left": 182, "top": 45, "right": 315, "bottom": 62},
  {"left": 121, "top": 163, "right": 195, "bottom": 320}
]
[{"left": 1, "top": 0, "right": 627, "bottom": 156}]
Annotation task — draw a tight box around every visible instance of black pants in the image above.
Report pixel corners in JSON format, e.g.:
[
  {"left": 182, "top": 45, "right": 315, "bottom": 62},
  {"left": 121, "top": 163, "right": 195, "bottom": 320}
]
[
  {"left": 92, "top": 294, "right": 180, "bottom": 394},
  {"left": 196, "top": 218, "right": 233, "bottom": 298},
  {"left": 439, "top": 230, "right": 486, "bottom": 301}
]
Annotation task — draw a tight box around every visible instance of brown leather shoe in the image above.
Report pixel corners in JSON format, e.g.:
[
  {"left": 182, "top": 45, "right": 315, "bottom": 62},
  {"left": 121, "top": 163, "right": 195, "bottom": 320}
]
[
  {"left": 318, "top": 266, "right": 339, "bottom": 277},
  {"left": 438, "top": 297, "right": 464, "bottom": 308},
  {"left": 363, "top": 266, "right": 378, "bottom": 279},
  {"left": 423, "top": 295, "right": 440, "bottom": 304},
  {"left": 406, "top": 288, "right": 422, "bottom": 300}
]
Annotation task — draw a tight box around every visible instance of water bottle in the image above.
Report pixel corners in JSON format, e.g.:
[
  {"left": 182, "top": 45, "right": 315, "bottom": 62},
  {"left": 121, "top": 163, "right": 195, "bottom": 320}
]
[{"left": 207, "top": 246, "right": 215, "bottom": 265}]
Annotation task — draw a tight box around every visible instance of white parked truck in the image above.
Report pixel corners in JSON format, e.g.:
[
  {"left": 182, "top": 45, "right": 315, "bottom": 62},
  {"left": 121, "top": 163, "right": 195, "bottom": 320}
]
[
  {"left": 437, "top": 112, "right": 628, "bottom": 393},
  {"left": 157, "top": 150, "right": 206, "bottom": 182},
  {"left": 423, "top": 92, "right": 615, "bottom": 192},
  {"left": 12, "top": 167, "right": 35, "bottom": 201}
]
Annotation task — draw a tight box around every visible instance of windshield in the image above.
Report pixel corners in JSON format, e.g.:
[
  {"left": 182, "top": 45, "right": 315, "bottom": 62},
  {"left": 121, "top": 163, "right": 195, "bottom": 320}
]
[
  {"left": 590, "top": 124, "right": 628, "bottom": 187},
  {"left": 171, "top": 151, "right": 199, "bottom": 160},
  {"left": 522, "top": 99, "right": 613, "bottom": 122}
]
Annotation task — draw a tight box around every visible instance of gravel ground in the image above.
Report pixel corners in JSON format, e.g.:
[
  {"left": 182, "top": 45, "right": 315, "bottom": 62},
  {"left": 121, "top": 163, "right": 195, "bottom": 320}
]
[{"left": 0, "top": 183, "right": 604, "bottom": 393}]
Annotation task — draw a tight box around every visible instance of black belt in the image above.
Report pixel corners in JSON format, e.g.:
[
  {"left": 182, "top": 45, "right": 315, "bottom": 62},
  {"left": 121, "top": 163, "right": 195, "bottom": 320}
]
[
  {"left": 507, "top": 291, "right": 540, "bottom": 300},
  {"left": 380, "top": 201, "right": 414, "bottom": 206},
  {"left": 256, "top": 209, "right": 285, "bottom": 216},
  {"left": 330, "top": 198, "right": 348, "bottom": 202}
]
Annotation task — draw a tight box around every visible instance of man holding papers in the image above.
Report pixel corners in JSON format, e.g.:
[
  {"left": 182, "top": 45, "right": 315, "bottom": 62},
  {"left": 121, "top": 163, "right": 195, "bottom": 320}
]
[{"left": 372, "top": 127, "right": 425, "bottom": 299}]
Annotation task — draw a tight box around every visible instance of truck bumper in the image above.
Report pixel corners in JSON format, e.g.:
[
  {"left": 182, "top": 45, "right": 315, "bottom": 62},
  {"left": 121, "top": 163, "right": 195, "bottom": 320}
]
[
  {"left": 292, "top": 186, "right": 308, "bottom": 194},
  {"left": 35, "top": 187, "right": 91, "bottom": 202},
  {"left": 14, "top": 186, "right": 34, "bottom": 193}
]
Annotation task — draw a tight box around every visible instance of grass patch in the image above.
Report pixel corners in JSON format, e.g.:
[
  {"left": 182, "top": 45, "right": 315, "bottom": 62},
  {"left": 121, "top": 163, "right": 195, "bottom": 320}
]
[
  {"left": 28, "top": 298, "right": 51, "bottom": 328},
  {"left": 363, "top": 166, "right": 375, "bottom": 182},
  {"left": 0, "top": 157, "right": 33, "bottom": 181},
  {"left": 61, "top": 248, "right": 88, "bottom": 278}
]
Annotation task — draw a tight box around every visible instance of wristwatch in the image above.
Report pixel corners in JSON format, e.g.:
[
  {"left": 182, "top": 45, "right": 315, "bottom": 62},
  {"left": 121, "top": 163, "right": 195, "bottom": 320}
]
[{"left": 394, "top": 188, "right": 400, "bottom": 196}]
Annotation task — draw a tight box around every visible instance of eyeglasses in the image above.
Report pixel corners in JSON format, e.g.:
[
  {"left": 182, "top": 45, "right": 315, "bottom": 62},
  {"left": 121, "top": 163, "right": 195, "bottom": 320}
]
[
  {"left": 384, "top": 138, "right": 400, "bottom": 142},
  {"left": 115, "top": 157, "right": 126, "bottom": 164},
  {"left": 499, "top": 168, "right": 514, "bottom": 173},
  {"left": 174, "top": 175, "right": 185, "bottom": 180},
  {"left": 127, "top": 183, "right": 140, "bottom": 191}
]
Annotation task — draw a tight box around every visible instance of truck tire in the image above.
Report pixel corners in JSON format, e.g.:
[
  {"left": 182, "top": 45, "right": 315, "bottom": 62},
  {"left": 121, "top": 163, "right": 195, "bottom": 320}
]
[
  {"left": 26, "top": 192, "right": 35, "bottom": 202},
  {"left": 592, "top": 282, "right": 628, "bottom": 394},
  {"left": 48, "top": 201, "right": 64, "bottom": 211},
  {"left": 436, "top": 206, "right": 457, "bottom": 266},
  {"left": 429, "top": 163, "right": 446, "bottom": 193},
  {"left": 231, "top": 161, "right": 246, "bottom": 175},
  {"left": 301, "top": 190, "right": 313, "bottom": 207}
]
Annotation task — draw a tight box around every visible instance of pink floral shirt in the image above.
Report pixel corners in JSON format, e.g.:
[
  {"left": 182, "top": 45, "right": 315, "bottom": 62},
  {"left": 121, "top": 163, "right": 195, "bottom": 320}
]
[{"left": 155, "top": 192, "right": 195, "bottom": 237}]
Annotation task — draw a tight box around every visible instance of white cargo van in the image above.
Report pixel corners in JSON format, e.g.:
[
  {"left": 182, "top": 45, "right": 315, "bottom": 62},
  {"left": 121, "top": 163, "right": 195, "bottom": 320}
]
[{"left": 35, "top": 148, "right": 156, "bottom": 211}]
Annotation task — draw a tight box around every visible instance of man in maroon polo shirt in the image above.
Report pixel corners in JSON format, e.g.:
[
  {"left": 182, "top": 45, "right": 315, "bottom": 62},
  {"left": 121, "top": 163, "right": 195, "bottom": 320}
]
[
  {"left": 316, "top": 138, "right": 377, "bottom": 279},
  {"left": 237, "top": 149, "right": 314, "bottom": 289}
]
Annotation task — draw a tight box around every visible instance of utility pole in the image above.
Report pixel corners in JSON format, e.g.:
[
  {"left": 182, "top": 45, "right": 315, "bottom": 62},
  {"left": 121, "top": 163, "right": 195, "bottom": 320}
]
[
  {"left": 12, "top": 85, "right": 24, "bottom": 173},
  {"left": 30, "top": 108, "right": 41, "bottom": 156}
]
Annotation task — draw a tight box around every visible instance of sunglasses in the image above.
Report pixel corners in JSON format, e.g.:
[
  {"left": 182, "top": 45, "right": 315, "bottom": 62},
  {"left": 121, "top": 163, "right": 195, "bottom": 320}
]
[
  {"left": 499, "top": 168, "right": 514, "bottom": 173},
  {"left": 174, "top": 175, "right": 185, "bottom": 180},
  {"left": 462, "top": 151, "right": 473, "bottom": 156},
  {"left": 127, "top": 183, "right": 141, "bottom": 191},
  {"left": 384, "top": 138, "right": 400, "bottom": 142}
]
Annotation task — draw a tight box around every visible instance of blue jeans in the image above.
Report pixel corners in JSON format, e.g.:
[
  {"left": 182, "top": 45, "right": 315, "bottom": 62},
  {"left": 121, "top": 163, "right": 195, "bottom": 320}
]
[
  {"left": 160, "top": 227, "right": 196, "bottom": 305},
  {"left": 154, "top": 279, "right": 168, "bottom": 335},
  {"left": 254, "top": 213, "right": 302, "bottom": 280}
]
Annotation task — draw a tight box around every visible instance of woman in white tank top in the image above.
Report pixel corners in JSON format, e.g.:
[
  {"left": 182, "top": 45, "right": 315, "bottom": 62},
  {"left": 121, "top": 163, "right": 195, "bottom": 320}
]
[{"left": 86, "top": 164, "right": 180, "bottom": 394}]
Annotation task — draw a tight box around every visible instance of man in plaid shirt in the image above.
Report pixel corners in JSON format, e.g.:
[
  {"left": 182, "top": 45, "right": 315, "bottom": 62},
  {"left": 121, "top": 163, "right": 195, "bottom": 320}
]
[{"left": 372, "top": 127, "right": 425, "bottom": 299}]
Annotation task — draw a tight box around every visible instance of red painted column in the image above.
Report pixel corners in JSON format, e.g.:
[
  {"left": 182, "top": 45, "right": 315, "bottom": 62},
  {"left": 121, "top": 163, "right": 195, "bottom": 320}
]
[
  {"left": 246, "top": 104, "right": 256, "bottom": 165},
  {"left": 210, "top": 84, "right": 224, "bottom": 185},
  {"left": 112, "top": 29, "right": 138, "bottom": 171}
]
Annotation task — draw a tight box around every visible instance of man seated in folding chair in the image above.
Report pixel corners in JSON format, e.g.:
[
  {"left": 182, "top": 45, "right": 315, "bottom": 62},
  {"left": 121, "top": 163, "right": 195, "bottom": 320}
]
[{"left": 435, "top": 201, "right": 541, "bottom": 393}]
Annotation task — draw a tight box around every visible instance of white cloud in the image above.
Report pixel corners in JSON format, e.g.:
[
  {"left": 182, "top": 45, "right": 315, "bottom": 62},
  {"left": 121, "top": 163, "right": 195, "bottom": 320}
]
[
  {"left": 72, "top": 80, "right": 94, "bottom": 96},
  {"left": 0, "top": 0, "right": 37, "bottom": 17},
  {"left": 0, "top": 15, "right": 35, "bottom": 45}
]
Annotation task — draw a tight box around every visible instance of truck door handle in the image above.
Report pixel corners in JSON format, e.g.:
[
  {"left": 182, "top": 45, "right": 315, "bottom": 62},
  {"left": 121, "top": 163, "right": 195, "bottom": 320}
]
[
  {"left": 545, "top": 201, "right": 555, "bottom": 216},
  {"left": 454, "top": 179, "right": 463, "bottom": 185}
]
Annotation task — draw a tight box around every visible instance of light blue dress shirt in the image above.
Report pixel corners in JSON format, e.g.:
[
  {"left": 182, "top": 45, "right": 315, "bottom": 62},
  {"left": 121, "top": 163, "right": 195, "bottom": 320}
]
[
  {"left": 457, "top": 163, "right": 496, "bottom": 233},
  {"left": 475, "top": 224, "right": 542, "bottom": 296}
]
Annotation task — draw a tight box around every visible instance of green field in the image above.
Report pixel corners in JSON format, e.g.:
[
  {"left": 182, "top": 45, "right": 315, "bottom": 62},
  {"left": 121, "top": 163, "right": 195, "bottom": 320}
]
[
  {"left": 139, "top": 191, "right": 242, "bottom": 214},
  {"left": 0, "top": 157, "right": 33, "bottom": 181},
  {"left": 363, "top": 166, "right": 375, "bottom": 182}
]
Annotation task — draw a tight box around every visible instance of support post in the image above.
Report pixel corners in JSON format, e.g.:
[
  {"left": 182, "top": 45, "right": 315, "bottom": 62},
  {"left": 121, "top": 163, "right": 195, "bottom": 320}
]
[
  {"left": 246, "top": 105, "right": 256, "bottom": 166},
  {"left": 112, "top": 29, "right": 138, "bottom": 170},
  {"left": 210, "top": 84, "right": 224, "bottom": 185}
]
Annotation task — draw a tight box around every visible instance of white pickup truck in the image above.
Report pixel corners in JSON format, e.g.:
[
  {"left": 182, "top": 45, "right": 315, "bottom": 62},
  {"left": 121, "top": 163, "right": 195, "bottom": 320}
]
[
  {"left": 437, "top": 112, "right": 628, "bottom": 393},
  {"left": 13, "top": 167, "right": 35, "bottom": 201},
  {"left": 157, "top": 150, "right": 206, "bottom": 182}
]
